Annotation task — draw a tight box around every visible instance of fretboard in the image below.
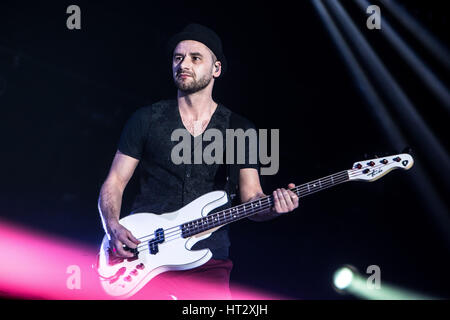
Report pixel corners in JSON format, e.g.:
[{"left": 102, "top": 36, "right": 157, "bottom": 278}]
[{"left": 181, "top": 170, "right": 350, "bottom": 238}]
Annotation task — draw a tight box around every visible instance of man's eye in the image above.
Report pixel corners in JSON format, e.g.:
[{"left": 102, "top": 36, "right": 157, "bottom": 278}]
[
  {"left": 174, "top": 56, "right": 182, "bottom": 62},
  {"left": 193, "top": 57, "right": 200, "bottom": 61}
]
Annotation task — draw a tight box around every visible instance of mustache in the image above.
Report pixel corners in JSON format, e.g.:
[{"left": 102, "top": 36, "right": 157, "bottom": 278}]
[{"left": 176, "top": 70, "right": 194, "bottom": 77}]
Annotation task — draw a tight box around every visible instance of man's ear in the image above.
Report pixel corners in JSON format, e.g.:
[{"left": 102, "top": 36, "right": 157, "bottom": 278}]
[{"left": 213, "top": 61, "right": 222, "bottom": 77}]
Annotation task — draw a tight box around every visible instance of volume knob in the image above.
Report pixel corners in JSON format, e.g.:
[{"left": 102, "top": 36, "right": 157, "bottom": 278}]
[{"left": 136, "top": 263, "right": 145, "bottom": 270}]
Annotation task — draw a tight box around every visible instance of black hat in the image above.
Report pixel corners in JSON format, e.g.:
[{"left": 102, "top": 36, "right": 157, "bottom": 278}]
[{"left": 167, "top": 23, "right": 227, "bottom": 75}]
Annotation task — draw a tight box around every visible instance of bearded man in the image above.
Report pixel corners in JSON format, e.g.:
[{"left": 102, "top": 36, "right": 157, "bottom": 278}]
[{"left": 98, "top": 23, "right": 298, "bottom": 299}]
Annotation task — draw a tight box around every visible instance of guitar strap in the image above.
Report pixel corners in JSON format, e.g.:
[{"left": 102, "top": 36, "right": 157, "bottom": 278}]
[{"left": 225, "top": 112, "right": 240, "bottom": 206}]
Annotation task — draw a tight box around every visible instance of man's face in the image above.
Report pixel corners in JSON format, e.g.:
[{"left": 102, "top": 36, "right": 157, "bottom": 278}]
[{"left": 172, "top": 40, "right": 218, "bottom": 94}]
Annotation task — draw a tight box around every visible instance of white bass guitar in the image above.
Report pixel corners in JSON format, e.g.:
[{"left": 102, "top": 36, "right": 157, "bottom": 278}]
[{"left": 96, "top": 153, "right": 414, "bottom": 298}]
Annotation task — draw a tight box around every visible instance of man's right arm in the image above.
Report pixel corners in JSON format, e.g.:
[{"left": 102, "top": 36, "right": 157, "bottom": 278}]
[{"left": 98, "top": 150, "right": 141, "bottom": 258}]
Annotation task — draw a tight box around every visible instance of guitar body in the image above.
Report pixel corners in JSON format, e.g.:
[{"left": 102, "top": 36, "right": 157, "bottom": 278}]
[{"left": 97, "top": 190, "right": 229, "bottom": 298}]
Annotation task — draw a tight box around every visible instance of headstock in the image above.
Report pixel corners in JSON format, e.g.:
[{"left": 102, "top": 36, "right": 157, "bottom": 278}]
[{"left": 348, "top": 153, "right": 414, "bottom": 182}]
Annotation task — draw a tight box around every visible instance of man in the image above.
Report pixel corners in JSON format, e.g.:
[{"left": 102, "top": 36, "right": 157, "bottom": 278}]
[{"left": 98, "top": 23, "right": 299, "bottom": 299}]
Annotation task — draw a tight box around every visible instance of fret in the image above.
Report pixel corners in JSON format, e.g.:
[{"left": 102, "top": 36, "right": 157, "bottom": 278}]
[
  {"left": 309, "top": 182, "right": 319, "bottom": 193},
  {"left": 181, "top": 170, "right": 351, "bottom": 238},
  {"left": 329, "top": 176, "right": 334, "bottom": 185}
]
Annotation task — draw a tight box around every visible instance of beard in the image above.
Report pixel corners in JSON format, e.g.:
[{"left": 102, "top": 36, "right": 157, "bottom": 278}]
[{"left": 174, "top": 70, "right": 213, "bottom": 94}]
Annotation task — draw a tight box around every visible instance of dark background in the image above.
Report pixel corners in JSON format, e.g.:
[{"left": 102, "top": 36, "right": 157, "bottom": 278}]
[{"left": 0, "top": 1, "right": 448, "bottom": 299}]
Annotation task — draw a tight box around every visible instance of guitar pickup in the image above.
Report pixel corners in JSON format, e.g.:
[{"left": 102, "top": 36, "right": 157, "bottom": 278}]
[{"left": 148, "top": 228, "right": 165, "bottom": 255}]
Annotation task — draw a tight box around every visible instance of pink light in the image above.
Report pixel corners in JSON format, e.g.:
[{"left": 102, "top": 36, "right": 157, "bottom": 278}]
[
  {"left": 0, "top": 219, "right": 106, "bottom": 299},
  {"left": 0, "top": 219, "right": 290, "bottom": 300}
]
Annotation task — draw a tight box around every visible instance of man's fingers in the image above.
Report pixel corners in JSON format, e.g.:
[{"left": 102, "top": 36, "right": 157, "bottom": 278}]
[
  {"left": 287, "top": 183, "right": 299, "bottom": 209},
  {"left": 281, "top": 188, "right": 295, "bottom": 211},
  {"left": 273, "top": 190, "right": 282, "bottom": 213},
  {"left": 120, "top": 235, "right": 138, "bottom": 250},
  {"left": 114, "top": 239, "right": 134, "bottom": 258},
  {"left": 270, "top": 183, "right": 299, "bottom": 215},
  {"left": 277, "top": 189, "right": 289, "bottom": 212},
  {"left": 289, "top": 190, "right": 299, "bottom": 206},
  {"left": 127, "top": 230, "right": 141, "bottom": 245},
  {"left": 273, "top": 186, "right": 299, "bottom": 213}
]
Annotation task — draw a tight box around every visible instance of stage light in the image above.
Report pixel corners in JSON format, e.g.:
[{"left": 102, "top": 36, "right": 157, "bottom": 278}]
[
  {"left": 333, "top": 266, "right": 354, "bottom": 290},
  {"left": 355, "top": 0, "right": 450, "bottom": 111},
  {"left": 331, "top": 265, "right": 439, "bottom": 300},
  {"left": 313, "top": 0, "right": 450, "bottom": 248},
  {"left": 0, "top": 219, "right": 285, "bottom": 300},
  {"left": 379, "top": 0, "right": 450, "bottom": 71},
  {"left": 323, "top": 0, "right": 450, "bottom": 174}
]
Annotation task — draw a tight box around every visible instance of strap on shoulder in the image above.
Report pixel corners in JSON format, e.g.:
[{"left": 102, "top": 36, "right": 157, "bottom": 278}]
[{"left": 225, "top": 113, "right": 240, "bottom": 205}]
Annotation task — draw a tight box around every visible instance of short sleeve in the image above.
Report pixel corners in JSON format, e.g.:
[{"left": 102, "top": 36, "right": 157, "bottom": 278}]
[
  {"left": 117, "top": 107, "right": 151, "bottom": 160},
  {"left": 229, "top": 113, "right": 260, "bottom": 173}
]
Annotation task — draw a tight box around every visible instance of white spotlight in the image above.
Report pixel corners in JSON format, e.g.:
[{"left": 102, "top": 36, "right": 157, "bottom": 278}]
[{"left": 333, "top": 266, "right": 354, "bottom": 290}]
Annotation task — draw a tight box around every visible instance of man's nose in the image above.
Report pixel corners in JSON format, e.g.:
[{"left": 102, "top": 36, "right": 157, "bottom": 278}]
[{"left": 179, "top": 57, "right": 192, "bottom": 71}]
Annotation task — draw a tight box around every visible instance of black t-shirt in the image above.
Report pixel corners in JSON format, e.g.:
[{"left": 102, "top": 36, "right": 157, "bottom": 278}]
[{"left": 117, "top": 99, "right": 259, "bottom": 259}]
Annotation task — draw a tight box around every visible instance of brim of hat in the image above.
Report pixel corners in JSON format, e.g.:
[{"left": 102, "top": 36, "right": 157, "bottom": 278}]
[{"left": 166, "top": 32, "right": 227, "bottom": 75}]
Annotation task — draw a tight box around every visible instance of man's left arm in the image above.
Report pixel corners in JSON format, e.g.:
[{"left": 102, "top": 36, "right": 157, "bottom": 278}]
[{"left": 239, "top": 168, "right": 299, "bottom": 222}]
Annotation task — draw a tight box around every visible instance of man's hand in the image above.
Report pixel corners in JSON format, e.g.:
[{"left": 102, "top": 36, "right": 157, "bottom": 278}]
[
  {"left": 272, "top": 183, "right": 299, "bottom": 214},
  {"left": 107, "top": 220, "right": 141, "bottom": 258},
  {"left": 247, "top": 182, "right": 299, "bottom": 222}
]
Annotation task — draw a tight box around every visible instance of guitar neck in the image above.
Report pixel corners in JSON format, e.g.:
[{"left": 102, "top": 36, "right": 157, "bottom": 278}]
[{"left": 181, "top": 170, "right": 350, "bottom": 238}]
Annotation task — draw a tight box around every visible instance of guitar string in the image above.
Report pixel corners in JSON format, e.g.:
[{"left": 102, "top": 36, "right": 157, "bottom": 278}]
[
  {"left": 134, "top": 169, "right": 353, "bottom": 242},
  {"left": 133, "top": 171, "right": 349, "bottom": 245},
  {"left": 137, "top": 164, "right": 369, "bottom": 239},
  {"left": 115, "top": 163, "right": 385, "bottom": 255},
  {"left": 131, "top": 164, "right": 383, "bottom": 252},
  {"left": 132, "top": 192, "right": 341, "bottom": 253},
  {"left": 132, "top": 167, "right": 377, "bottom": 253},
  {"left": 134, "top": 173, "right": 350, "bottom": 250},
  {"left": 137, "top": 163, "right": 376, "bottom": 240},
  {"left": 135, "top": 185, "right": 333, "bottom": 254}
]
